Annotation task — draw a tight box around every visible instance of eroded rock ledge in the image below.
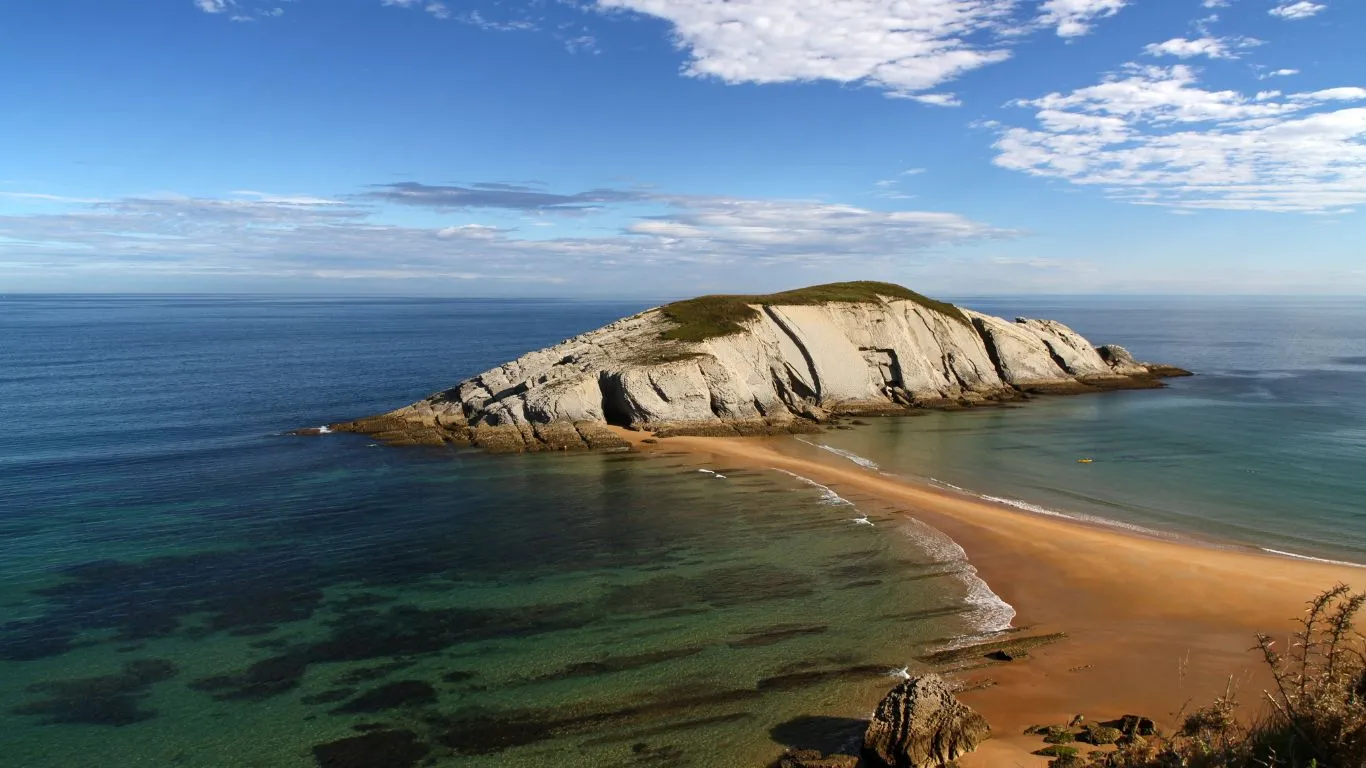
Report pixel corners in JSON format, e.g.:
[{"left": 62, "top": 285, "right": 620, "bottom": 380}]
[{"left": 317, "top": 282, "right": 1190, "bottom": 452}]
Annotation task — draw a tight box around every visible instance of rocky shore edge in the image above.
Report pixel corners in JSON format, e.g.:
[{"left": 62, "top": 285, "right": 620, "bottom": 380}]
[{"left": 298, "top": 283, "right": 1191, "bottom": 453}]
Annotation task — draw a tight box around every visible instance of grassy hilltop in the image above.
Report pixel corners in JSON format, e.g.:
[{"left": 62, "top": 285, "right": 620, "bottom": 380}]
[{"left": 658, "top": 281, "right": 969, "bottom": 343}]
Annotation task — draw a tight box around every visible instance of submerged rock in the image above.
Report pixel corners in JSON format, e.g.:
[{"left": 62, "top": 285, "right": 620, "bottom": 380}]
[
  {"left": 862, "top": 674, "right": 990, "bottom": 768},
  {"left": 775, "top": 749, "right": 860, "bottom": 768},
  {"left": 319, "top": 281, "right": 1189, "bottom": 452}
]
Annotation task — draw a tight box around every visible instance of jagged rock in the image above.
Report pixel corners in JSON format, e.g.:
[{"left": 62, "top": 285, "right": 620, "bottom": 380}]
[
  {"left": 862, "top": 674, "right": 990, "bottom": 767},
  {"left": 317, "top": 282, "right": 1189, "bottom": 452}
]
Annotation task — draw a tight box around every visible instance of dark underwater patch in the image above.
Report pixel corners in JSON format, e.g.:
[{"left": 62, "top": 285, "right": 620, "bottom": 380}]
[
  {"left": 302, "top": 688, "right": 357, "bottom": 705},
  {"left": 191, "top": 601, "right": 588, "bottom": 702},
  {"left": 192, "top": 654, "right": 309, "bottom": 701},
  {"left": 440, "top": 670, "right": 476, "bottom": 684},
  {"left": 0, "top": 551, "right": 326, "bottom": 661},
  {"left": 728, "top": 624, "right": 828, "bottom": 648},
  {"left": 437, "top": 687, "right": 763, "bottom": 755},
  {"left": 12, "top": 658, "right": 178, "bottom": 726},
  {"left": 311, "top": 729, "right": 429, "bottom": 768},
  {"left": 755, "top": 664, "right": 886, "bottom": 692},
  {"left": 529, "top": 646, "right": 707, "bottom": 684},
  {"left": 331, "top": 680, "right": 437, "bottom": 713},
  {"left": 334, "top": 660, "right": 415, "bottom": 685}
]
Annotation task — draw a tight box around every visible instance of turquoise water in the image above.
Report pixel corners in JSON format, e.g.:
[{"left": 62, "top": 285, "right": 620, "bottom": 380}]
[
  {"left": 2, "top": 294, "right": 1364, "bottom": 767},
  {"left": 0, "top": 297, "right": 1001, "bottom": 768},
  {"left": 804, "top": 296, "right": 1366, "bottom": 563}
]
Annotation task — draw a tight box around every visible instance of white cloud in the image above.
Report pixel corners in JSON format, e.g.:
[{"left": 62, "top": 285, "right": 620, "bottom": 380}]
[
  {"left": 194, "top": 0, "right": 233, "bottom": 13},
  {"left": 1261, "top": 68, "right": 1301, "bottom": 79},
  {"left": 992, "top": 64, "right": 1366, "bottom": 212},
  {"left": 1037, "top": 0, "right": 1129, "bottom": 38},
  {"left": 0, "top": 188, "right": 1010, "bottom": 282},
  {"left": 905, "top": 92, "right": 964, "bottom": 107},
  {"left": 1143, "top": 35, "right": 1260, "bottom": 60},
  {"left": 592, "top": 0, "right": 1019, "bottom": 96},
  {"left": 1202, "top": 0, "right": 1231, "bottom": 7},
  {"left": 1269, "top": 1, "right": 1326, "bottom": 20}
]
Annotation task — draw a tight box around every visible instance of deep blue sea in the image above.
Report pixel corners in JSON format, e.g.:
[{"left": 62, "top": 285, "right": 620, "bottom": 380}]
[{"left": 1, "top": 294, "right": 1364, "bottom": 767}]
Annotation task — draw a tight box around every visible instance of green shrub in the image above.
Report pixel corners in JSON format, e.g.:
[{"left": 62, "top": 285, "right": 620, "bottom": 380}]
[
  {"left": 1085, "top": 726, "right": 1123, "bottom": 745},
  {"left": 1035, "top": 745, "right": 1079, "bottom": 758},
  {"left": 1044, "top": 729, "right": 1077, "bottom": 745},
  {"left": 658, "top": 281, "right": 968, "bottom": 342}
]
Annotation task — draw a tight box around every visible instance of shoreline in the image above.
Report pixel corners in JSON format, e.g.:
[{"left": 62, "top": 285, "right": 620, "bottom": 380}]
[{"left": 610, "top": 428, "right": 1365, "bottom": 766}]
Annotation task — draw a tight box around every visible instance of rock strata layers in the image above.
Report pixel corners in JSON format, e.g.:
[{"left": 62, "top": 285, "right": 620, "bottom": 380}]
[
  {"left": 322, "top": 283, "right": 1189, "bottom": 452},
  {"left": 862, "top": 674, "right": 990, "bottom": 768}
]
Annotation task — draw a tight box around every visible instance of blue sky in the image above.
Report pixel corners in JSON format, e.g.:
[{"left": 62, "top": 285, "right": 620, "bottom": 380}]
[{"left": 2, "top": 0, "right": 1363, "bottom": 297}]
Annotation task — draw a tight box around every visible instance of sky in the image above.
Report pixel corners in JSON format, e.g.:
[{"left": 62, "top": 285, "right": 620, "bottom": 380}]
[{"left": 1, "top": 0, "right": 1363, "bottom": 297}]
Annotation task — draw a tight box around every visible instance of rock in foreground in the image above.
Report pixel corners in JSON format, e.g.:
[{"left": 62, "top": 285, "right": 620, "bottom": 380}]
[
  {"left": 322, "top": 282, "right": 1189, "bottom": 452},
  {"left": 862, "top": 674, "right": 990, "bottom": 768}
]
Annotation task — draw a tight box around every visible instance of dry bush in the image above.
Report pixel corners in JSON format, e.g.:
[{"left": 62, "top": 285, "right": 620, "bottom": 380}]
[{"left": 1072, "top": 585, "right": 1366, "bottom": 768}]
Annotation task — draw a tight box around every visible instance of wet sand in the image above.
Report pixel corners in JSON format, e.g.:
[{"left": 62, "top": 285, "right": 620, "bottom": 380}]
[{"left": 612, "top": 429, "right": 1364, "bottom": 766}]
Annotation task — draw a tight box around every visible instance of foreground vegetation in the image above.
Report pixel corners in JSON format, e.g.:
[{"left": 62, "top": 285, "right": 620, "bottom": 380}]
[
  {"left": 1054, "top": 585, "right": 1366, "bottom": 768},
  {"left": 658, "top": 281, "right": 968, "bottom": 342}
]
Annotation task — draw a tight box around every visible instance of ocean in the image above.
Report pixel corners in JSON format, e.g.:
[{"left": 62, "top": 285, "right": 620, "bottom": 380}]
[{"left": 1, "top": 294, "right": 1363, "bottom": 767}]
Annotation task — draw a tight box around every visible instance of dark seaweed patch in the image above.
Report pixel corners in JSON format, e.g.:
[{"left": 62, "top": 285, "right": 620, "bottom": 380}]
[
  {"left": 728, "top": 625, "right": 828, "bottom": 648},
  {"left": 332, "top": 681, "right": 437, "bottom": 713},
  {"left": 334, "top": 660, "right": 415, "bottom": 686},
  {"left": 441, "top": 670, "right": 476, "bottom": 684},
  {"left": 192, "top": 654, "right": 309, "bottom": 700},
  {"left": 437, "top": 688, "right": 763, "bottom": 755},
  {"left": 755, "top": 664, "right": 886, "bottom": 692},
  {"left": 311, "top": 729, "right": 429, "bottom": 768},
  {"left": 192, "top": 602, "right": 587, "bottom": 701},
  {"left": 529, "top": 646, "right": 706, "bottom": 683},
  {"left": 12, "top": 658, "right": 178, "bottom": 726},
  {"left": 600, "top": 565, "right": 815, "bottom": 615},
  {"left": 302, "top": 688, "right": 357, "bottom": 705},
  {"left": 0, "top": 551, "right": 326, "bottom": 661}
]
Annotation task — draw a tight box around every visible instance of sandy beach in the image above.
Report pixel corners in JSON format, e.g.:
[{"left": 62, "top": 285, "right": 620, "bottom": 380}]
[{"left": 612, "top": 428, "right": 1365, "bottom": 766}]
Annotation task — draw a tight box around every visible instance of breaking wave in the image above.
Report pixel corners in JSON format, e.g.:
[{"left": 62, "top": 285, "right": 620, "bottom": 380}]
[
  {"left": 898, "top": 516, "right": 1017, "bottom": 637},
  {"left": 1262, "top": 548, "right": 1366, "bottom": 569},
  {"left": 796, "top": 438, "right": 880, "bottom": 470},
  {"left": 774, "top": 469, "right": 855, "bottom": 507}
]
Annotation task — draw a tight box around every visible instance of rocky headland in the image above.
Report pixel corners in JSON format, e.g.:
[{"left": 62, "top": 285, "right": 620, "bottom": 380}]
[{"left": 320, "top": 282, "right": 1189, "bottom": 452}]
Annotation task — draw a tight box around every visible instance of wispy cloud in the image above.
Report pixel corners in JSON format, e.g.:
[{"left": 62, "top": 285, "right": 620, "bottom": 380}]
[
  {"left": 0, "top": 186, "right": 1010, "bottom": 282},
  {"left": 991, "top": 64, "right": 1366, "bottom": 213},
  {"left": 1143, "top": 35, "right": 1261, "bottom": 60},
  {"left": 194, "top": 0, "right": 234, "bottom": 13},
  {"left": 1037, "top": 0, "right": 1129, "bottom": 38},
  {"left": 366, "top": 182, "right": 651, "bottom": 213},
  {"left": 1269, "top": 2, "right": 1326, "bottom": 20}
]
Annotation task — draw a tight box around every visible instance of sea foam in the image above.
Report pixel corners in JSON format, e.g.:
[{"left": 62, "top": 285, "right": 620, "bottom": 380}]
[
  {"left": 774, "top": 469, "right": 855, "bottom": 507},
  {"left": 1261, "top": 548, "right": 1366, "bottom": 568},
  {"left": 898, "top": 516, "right": 1017, "bottom": 636},
  {"left": 796, "top": 438, "right": 880, "bottom": 470}
]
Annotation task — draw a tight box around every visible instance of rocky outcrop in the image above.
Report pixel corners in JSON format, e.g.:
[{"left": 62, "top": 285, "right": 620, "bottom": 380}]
[
  {"left": 862, "top": 674, "right": 990, "bottom": 768},
  {"left": 322, "top": 282, "right": 1189, "bottom": 452}
]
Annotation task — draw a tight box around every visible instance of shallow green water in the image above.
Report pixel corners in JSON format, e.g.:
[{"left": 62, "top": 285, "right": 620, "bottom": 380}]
[{"left": 0, "top": 448, "right": 998, "bottom": 768}]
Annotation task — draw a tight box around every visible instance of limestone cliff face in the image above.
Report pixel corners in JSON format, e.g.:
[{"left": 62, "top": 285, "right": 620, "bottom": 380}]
[{"left": 328, "top": 286, "right": 1187, "bottom": 452}]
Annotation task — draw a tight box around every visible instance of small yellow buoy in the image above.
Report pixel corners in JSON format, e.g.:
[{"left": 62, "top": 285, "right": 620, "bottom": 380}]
[{"left": 1077, "top": 458, "right": 1094, "bottom": 464}]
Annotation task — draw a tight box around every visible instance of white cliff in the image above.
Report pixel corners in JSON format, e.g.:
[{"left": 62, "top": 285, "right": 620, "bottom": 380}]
[{"left": 329, "top": 282, "right": 1187, "bottom": 452}]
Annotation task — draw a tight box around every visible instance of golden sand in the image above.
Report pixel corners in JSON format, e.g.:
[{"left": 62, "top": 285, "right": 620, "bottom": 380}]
[{"left": 612, "top": 428, "right": 1363, "bottom": 766}]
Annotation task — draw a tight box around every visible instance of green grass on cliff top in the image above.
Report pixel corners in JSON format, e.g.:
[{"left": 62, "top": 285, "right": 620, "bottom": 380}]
[{"left": 658, "top": 281, "right": 968, "bottom": 342}]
